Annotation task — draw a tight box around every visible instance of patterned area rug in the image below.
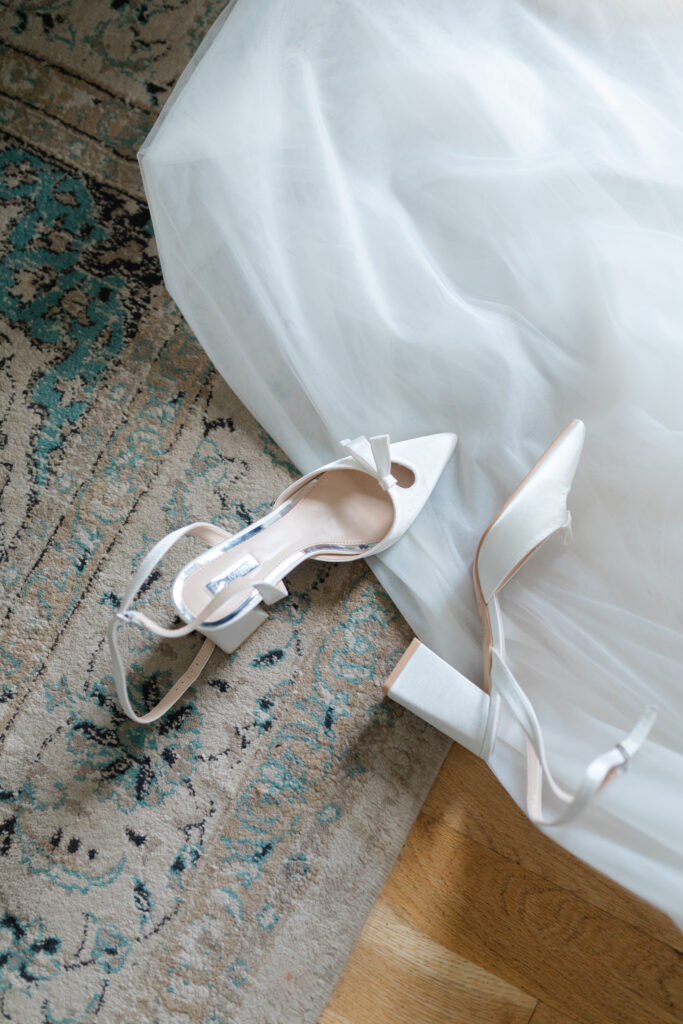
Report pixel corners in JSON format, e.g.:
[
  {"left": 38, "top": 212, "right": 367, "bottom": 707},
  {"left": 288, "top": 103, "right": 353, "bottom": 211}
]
[{"left": 0, "top": 3, "right": 449, "bottom": 1023}]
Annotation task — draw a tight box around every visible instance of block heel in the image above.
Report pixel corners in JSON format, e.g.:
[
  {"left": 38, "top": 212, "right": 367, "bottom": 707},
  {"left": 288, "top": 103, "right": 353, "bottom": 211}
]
[
  {"left": 384, "top": 639, "right": 492, "bottom": 757},
  {"left": 198, "top": 604, "right": 269, "bottom": 654}
]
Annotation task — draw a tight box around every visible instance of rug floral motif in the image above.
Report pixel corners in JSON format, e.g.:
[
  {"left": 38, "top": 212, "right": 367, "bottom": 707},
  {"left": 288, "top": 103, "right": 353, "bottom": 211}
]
[{"left": 0, "top": 4, "right": 448, "bottom": 1023}]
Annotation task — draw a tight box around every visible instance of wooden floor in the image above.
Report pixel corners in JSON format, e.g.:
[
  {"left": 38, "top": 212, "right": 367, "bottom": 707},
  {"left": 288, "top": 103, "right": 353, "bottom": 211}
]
[{"left": 321, "top": 744, "right": 682, "bottom": 1024}]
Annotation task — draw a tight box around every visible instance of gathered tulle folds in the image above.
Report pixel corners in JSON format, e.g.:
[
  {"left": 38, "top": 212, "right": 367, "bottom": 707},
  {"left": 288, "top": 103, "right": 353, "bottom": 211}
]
[{"left": 139, "top": 0, "right": 683, "bottom": 923}]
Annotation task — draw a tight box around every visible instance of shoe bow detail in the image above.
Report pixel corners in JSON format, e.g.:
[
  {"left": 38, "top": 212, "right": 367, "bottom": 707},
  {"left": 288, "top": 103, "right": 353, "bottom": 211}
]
[{"left": 341, "top": 434, "right": 397, "bottom": 491}]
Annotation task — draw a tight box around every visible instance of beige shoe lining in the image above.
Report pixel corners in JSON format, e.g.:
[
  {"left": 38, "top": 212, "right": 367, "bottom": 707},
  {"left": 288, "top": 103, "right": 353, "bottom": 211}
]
[{"left": 178, "top": 467, "right": 408, "bottom": 623}]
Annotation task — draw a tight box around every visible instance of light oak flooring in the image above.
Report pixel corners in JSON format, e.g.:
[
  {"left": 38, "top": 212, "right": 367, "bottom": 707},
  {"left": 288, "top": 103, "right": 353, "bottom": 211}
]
[{"left": 321, "top": 744, "right": 682, "bottom": 1024}]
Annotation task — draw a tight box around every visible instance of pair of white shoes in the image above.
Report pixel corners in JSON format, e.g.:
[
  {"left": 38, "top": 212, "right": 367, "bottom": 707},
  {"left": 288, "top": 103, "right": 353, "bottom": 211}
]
[{"left": 108, "top": 422, "right": 656, "bottom": 827}]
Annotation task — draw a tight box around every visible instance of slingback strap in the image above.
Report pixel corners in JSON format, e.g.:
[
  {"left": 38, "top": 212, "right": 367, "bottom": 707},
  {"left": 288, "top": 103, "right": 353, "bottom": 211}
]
[
  {"left": 491, "top": 650, "right": 658, "bottom": 827},
  {"left": 107, "top": 522, "right": 287, "bottom": 724}
]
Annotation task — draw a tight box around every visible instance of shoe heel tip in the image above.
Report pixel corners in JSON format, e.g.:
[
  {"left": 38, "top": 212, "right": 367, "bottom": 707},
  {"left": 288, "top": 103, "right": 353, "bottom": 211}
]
[
  {"left": 383, "top": 637, "right": 422, "bottom": 697},
  {"left": 200, "top": 605, "right": 269, "bottom": 653}
]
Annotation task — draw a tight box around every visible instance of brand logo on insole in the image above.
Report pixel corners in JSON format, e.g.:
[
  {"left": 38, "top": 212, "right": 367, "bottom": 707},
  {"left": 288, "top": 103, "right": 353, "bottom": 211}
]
[{"left": 206, "top": 554, "right": 260, "bottom": 594}]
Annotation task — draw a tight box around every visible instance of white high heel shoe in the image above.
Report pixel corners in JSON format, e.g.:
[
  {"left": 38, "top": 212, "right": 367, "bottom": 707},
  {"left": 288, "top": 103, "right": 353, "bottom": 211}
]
[
  {"left": 108, "top": 432, "right": 457, "bottom": 723},
  {"left": 384, "top": 420, "right": 657, "bottom": 827}
]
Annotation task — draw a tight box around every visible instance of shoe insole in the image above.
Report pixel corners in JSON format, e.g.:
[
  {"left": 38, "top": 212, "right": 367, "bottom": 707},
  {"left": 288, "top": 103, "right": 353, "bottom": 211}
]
[{"left": 175, "top": 469, "right": 396, "bottom": 626}]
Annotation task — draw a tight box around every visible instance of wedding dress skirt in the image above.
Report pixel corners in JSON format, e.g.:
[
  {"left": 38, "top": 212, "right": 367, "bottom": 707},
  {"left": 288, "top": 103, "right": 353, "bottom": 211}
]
[{"left": 139, "top": 0, "right": 683, "bottom": 925}]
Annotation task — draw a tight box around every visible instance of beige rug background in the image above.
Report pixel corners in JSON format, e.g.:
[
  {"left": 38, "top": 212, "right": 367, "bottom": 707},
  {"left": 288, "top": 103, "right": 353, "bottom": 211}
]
[{"left": 0, "top": 3, "right": 449, "bottom": 1022}]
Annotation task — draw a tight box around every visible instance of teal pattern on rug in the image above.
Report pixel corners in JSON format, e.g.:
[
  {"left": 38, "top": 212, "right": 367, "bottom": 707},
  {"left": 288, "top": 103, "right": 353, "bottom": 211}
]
[
  {"left": 0, "top": 5, "right": 435, "bottom": 1022},
  {"left": 0, "top": 134, "right": 410, "bottom": 1022}
]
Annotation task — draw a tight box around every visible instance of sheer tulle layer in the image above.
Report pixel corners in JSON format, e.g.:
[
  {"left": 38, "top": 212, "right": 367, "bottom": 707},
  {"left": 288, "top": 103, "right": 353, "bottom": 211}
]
[{"left": 140, "top": 0, "right": 683, "bottom": 923}]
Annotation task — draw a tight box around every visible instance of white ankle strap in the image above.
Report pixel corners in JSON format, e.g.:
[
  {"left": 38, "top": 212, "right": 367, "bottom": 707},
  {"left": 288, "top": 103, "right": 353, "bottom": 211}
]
[
  {"left": 107, "top": 522, "right": 285, "bottom": 723},
  {"left": 491, "top": 650, "right": 657, "bottom": 827}
]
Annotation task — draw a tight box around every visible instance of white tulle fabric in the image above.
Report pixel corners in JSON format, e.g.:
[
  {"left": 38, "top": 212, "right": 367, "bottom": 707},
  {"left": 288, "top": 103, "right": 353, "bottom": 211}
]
[{"left": 139, "top": 0, "right": 683, "bottom": 924}]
